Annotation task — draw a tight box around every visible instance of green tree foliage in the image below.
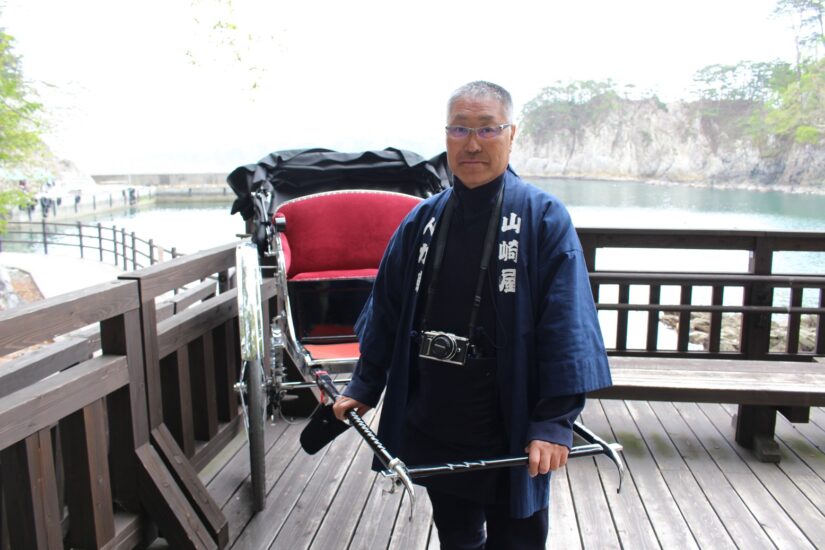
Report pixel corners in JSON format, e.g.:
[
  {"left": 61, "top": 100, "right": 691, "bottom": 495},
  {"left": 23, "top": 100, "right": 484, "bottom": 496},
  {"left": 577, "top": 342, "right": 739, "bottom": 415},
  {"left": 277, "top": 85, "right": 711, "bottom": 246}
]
[
  {"left": 766, "top": 58, "right": 825, "bottom": 143},
  {"left": 690, "top": 61, "right": 796, "bottom": 144},
  {"left": 686, "top": 1, "right": 825, "bottom": 146},
  {"left": 692, "top": 61, "right": 794, "bottom": 103},
  {"left": 759, "top": 0, "right": 825, "bottom": 143},
  {"left": 0, "top": 26, "right": 42, "bottom": 231},
  {"left": 0, "top": 31, "right": 43, "bottom": 165},
  {"left": 520, "top": 80, "right": 625, "bottom": 141},
  {"left": 773, "top": 0, "right": 825, "bottom": 67}
]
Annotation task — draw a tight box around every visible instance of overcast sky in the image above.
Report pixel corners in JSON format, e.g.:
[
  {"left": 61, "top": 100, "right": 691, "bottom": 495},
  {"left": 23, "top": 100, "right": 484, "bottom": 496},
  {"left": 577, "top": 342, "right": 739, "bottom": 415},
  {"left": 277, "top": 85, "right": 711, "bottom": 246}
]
[{"left": 3, "top": 0, "right": 799, "bottom": 175}]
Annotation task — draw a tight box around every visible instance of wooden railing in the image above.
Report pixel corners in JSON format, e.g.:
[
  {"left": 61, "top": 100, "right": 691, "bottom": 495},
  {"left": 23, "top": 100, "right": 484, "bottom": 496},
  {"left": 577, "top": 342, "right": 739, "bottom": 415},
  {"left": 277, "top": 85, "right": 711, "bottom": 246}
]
[
  {"left": 1, "top": 221, "right": 178, "bottom": 271},
  {"left": 579, "top": 228, "right": 825, "bottom": 360},
  {"left": 119, "top": 243, "right": 246, "bottom": 468},
  {"left": 0, "top": 244, "right": 243, "bottom": 549},
  {"left": 0, "top": 228, "right": 823, "bottom": 548},
  {"left": 591, "top": 272, "right": 825, "bottom": 357},
  {"left": 0, "top": 281, "right": 147, "bottom": 549}
]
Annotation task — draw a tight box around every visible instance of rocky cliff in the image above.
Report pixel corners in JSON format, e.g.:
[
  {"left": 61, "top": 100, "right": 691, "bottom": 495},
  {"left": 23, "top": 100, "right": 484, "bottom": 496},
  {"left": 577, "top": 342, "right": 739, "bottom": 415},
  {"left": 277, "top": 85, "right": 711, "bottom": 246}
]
[{"left": 512, "top": 98, "right": 825, "bottom": 190}]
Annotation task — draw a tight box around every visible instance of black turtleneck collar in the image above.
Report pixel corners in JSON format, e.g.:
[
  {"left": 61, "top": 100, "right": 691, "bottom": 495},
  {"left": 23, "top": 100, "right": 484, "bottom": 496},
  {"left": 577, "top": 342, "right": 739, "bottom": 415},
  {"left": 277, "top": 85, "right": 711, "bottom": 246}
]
[{"left": 452, "top": 173, "right": 504, "bottom": 215}]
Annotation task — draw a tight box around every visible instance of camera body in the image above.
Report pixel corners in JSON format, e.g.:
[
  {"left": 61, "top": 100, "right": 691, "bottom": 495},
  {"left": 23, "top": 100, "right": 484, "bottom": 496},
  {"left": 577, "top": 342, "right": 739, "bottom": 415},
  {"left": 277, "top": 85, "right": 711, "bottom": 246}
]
[{"left": 418, "top": 330, "right": 470, "bottom": 365}]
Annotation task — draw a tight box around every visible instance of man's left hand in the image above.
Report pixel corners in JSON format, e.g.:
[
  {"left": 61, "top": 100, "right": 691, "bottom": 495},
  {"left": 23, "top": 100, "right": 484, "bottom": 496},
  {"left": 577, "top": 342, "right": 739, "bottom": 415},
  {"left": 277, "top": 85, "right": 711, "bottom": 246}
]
[{"left": 525, "top": 440, "right": 570, "bottom": 477}]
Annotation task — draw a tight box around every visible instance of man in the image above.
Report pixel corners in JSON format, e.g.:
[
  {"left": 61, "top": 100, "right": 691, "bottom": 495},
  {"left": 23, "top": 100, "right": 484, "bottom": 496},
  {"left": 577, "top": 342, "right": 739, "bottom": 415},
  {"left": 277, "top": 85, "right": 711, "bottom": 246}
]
[{"left": 334, "top": 81, "right": 611, "bottom": 549}]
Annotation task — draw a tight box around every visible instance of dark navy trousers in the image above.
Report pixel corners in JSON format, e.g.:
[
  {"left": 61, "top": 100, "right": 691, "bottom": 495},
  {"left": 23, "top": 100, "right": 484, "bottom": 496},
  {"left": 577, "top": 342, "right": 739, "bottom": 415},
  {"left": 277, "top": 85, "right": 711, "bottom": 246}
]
[{"left": 427, "top": 480, "right": 549, "bottom": 550}]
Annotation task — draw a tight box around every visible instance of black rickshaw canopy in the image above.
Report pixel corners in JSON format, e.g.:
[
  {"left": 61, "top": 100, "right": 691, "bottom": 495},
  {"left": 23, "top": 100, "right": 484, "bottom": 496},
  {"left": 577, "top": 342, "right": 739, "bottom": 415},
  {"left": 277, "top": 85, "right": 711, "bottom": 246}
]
[{"left": 227, "top": 147, "right": 451, "bottom": 221}]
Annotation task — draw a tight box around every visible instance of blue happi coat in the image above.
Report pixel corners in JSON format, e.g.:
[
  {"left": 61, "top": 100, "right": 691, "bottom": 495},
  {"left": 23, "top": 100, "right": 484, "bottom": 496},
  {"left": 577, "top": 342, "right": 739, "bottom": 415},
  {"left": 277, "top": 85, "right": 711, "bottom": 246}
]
[{"left": 345, "top": 167, "right": 612, "bottom": 518}]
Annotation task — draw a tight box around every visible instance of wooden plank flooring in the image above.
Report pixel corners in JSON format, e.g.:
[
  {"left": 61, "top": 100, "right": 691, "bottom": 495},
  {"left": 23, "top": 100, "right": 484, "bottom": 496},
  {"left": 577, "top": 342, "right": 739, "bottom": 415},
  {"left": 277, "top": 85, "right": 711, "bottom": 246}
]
[{"left": 197, "top": 400, "right": 825, "bottom": 549}]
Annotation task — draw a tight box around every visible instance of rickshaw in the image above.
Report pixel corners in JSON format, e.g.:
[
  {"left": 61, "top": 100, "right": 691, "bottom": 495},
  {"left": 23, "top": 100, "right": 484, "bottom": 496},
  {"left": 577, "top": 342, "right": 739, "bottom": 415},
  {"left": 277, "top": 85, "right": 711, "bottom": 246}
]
[{"left": 226, "top": 147, "right": 623, "bottom": 515}]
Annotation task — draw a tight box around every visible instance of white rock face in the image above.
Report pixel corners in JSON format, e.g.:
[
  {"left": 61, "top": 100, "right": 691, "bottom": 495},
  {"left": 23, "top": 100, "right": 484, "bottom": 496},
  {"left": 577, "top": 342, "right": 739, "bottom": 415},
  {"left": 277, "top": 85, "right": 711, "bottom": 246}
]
[{"left": 512, "top": 98, "right": 825, "bottom": 190}]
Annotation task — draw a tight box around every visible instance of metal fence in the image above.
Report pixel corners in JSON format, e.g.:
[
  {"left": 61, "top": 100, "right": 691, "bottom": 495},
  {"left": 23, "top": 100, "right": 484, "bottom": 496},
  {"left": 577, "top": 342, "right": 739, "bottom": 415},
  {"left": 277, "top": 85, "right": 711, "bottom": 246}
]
[{"left": 0, "top": 220, "right": 178, "bottom": 271}]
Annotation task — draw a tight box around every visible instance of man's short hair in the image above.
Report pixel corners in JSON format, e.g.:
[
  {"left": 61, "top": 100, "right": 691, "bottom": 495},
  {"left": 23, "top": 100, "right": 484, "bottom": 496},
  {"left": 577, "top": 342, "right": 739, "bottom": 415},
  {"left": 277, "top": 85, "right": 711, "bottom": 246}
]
[{"left": 448, "top": 81, "right": 514, "bottom": 122}]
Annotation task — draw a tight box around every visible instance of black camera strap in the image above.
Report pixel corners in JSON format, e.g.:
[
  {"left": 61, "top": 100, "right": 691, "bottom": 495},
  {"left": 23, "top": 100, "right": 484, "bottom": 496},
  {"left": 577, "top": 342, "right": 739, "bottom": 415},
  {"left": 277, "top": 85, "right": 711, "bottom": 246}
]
[
  {"left": 420, "top": 194, "right": 454, "bottom": 332},
  {"left": 468, "top": 184, "right": 505, "bottom": 340},
  {"left": 420, "top": 184, "right": 505, "bottom": 343}
]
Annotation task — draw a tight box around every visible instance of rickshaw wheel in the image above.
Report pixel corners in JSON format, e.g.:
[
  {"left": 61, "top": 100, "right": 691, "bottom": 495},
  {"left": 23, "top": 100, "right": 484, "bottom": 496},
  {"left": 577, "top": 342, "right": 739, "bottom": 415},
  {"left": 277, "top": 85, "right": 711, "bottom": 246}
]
[
  {"left": 236, "top": 242, "right": 268, "bottom": 512},
  {"left": 246, "top": 359, "right": 266, "bottom": 511}
]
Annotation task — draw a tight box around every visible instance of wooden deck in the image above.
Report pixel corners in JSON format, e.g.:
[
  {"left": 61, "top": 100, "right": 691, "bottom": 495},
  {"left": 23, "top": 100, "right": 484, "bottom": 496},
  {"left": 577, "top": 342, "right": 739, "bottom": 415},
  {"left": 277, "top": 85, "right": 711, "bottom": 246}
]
[
  {"left": 192, "top": 399, "right": 825, "bottom": 549},
  {"left": 4, "top": 229, "right": 824, "bottom": 549}
]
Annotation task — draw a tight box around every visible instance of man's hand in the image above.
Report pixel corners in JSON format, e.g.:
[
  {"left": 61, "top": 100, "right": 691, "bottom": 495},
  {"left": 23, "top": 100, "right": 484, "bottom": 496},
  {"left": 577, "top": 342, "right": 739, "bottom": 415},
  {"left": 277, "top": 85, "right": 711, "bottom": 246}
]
[
  {"left": 332, "top": 396, "right": 371, "bottom": 422},
  {"left": 525, "top": 440, "right": 570, "bottom": 477}
]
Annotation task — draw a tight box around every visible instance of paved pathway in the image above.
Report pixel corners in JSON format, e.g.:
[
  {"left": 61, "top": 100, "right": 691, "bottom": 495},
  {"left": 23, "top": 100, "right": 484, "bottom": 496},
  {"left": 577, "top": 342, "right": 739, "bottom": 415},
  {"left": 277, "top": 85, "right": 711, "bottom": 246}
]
[{"left": 0, "top": 252, "right": 123, "bottom": 299}]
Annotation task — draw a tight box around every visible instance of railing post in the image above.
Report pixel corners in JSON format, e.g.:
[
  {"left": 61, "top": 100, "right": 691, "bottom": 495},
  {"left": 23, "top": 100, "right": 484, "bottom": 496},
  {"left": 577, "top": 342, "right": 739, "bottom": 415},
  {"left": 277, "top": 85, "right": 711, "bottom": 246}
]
[
  {"left": 149, "top": 239, "right": 155, "bottom": 265},
  {"left": 112, "top": 226, "right": 118, "bottom": 266},
  {"left": 580, "top": 235, "right": 597, "bottom": 272},
  {"left": 646, "top": 284, "right": 661, "bottom": 351},
  {"left": 737, "top": 237, "right": 776, "bottom": 458},
  {"left": 170, "top": 248, "right": 179, "bottom": 295},
  {"left": 98, "top": 223, "right": 104, "bottom": 262},
  {"left": 817, "top": 289, "right": 825, "bottom": 355},
  {"left": 2, "top": 432, "right": 63, "bottom": 549},
  {"left": 678, "top": 285, "right": 693, "bottom": 352},
  {"left": 78, "top": 222, "right": 84, "bottom": 259},
  {"left": 787, "top": 286, "right": 803, "bottom": 353},
  {"left": 709, "top": 285, "right": 724, "bottom": 353},
  {"left": 616, "top": 283, "right": 629, "bottom": 351},
  {"left": 61, "top": 401, "right": 116, "bottom": 547},
  {"left": 218, "top": 269, "right": 231, "bottom": 293},
  {"left": 41, "top": 218, "right": 48, "bottom": 255},
  {"left": 121, "top": 228, "right": 128, "bottom": 271},
  {"left": 743, "top": 236, "right": 774, "bottom": 359},
  {"left": 131, "top": 232, "right": 137, "bottom": 270}
]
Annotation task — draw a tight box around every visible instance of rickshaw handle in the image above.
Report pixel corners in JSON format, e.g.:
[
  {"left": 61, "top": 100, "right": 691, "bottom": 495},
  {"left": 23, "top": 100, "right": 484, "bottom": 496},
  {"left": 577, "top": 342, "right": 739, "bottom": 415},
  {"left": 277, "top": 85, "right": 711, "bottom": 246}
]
[
  {"left": 380, "top": 422, "right": 624, "bottom": 493},
  {"left": 312, "top": 369, "right": 416, "bottom": 518}
]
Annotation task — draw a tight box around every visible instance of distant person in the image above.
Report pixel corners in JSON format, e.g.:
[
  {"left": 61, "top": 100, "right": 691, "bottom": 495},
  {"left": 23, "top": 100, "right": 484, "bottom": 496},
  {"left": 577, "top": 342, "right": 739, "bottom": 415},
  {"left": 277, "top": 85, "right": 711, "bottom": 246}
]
[
  {"left": 334, "top": 81, "right": 611, "bottom": 549},
  {"left": 39, "top": 196, "right": 52, "bottom": 218}
]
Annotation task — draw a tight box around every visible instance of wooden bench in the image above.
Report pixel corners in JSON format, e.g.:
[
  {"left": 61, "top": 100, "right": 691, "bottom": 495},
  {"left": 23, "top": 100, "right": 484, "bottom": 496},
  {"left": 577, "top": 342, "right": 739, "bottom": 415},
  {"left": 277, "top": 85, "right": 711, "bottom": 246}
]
[{"left": 590, "top": 356, "right": 825, "bottom": 462}]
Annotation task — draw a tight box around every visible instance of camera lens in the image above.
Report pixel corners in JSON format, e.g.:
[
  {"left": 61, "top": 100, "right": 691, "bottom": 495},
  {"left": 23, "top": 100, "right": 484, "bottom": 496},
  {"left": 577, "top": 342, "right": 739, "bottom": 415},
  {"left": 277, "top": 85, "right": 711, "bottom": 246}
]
[{"left": 430, "top": 334, "right": 456, "bottom": 360}]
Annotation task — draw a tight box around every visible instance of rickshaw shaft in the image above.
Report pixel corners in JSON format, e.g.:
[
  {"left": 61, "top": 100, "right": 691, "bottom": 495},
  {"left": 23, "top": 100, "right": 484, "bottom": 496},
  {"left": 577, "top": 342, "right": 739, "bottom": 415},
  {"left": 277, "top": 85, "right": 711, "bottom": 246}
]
[
  {"left": 280, "top": 378, "right": 351, "bottom": 391},
  {"left": 313, "top": 370, "right": 395, "bottom": 470},
  {"left": 381, "top": 442, "right": 623, "bottom": 480}
]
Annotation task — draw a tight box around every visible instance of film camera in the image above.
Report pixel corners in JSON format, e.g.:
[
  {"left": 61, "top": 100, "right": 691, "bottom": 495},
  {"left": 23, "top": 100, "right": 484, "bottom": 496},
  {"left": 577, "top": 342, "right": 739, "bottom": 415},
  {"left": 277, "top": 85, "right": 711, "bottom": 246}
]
[{"left": 418, "top": 330, "right": 470, "bottom": 365}]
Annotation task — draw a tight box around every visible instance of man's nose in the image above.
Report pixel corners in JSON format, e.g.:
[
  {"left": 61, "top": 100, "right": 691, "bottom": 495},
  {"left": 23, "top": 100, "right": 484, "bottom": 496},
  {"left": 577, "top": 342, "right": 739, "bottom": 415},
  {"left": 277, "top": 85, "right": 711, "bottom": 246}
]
[{"left": 464, "top": 132, "right": 483, "bottom": 152}]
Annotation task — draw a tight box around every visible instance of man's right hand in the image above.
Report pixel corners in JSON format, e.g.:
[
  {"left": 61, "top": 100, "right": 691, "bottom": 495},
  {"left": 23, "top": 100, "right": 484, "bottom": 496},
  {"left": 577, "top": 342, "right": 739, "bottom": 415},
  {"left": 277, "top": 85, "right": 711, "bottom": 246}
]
[{"left": 332, "top": 396, "right": 371, "bottom": 422}]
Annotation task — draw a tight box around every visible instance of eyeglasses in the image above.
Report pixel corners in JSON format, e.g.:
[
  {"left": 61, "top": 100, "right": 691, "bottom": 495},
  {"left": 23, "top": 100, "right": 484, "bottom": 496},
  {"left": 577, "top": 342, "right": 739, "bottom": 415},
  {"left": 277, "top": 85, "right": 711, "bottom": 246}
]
[{"left": 445, "top": 124, "right": 512, "bottom": 140}]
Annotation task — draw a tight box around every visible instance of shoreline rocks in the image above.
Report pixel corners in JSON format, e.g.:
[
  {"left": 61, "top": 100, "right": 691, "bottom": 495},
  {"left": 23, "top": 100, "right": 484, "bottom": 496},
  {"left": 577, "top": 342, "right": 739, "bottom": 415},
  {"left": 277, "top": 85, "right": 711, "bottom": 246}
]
[{"left": 660, "top": 312, "right": 819, "bottom": 353}]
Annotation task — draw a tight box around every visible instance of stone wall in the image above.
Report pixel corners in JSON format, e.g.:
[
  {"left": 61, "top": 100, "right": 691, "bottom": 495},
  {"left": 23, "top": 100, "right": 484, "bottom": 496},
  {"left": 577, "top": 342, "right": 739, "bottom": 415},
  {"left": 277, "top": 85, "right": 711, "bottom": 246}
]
[{"left": 92, "top": 173, "right": 229, "bottom": 187}]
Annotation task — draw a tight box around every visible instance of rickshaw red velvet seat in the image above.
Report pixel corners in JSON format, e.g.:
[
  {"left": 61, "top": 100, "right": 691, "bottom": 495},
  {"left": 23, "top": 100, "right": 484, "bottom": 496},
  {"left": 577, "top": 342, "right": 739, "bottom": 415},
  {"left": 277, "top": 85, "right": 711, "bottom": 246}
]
[
  {"left": 302, "top": 342, "right": 362, "bottom": 361},
  {"left": 274, "top": 190, "right": 421, "bottom": 365},
  {"left": 276, "top": 190, "right": 421, "bottom": 281}
]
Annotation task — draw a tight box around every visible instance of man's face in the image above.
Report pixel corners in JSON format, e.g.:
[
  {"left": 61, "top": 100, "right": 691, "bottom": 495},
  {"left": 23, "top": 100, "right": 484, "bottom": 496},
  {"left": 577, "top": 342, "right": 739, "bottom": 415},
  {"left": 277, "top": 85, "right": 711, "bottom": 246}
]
[{"left": 446, "top": 95, "right": 516, "bottom": 188}]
